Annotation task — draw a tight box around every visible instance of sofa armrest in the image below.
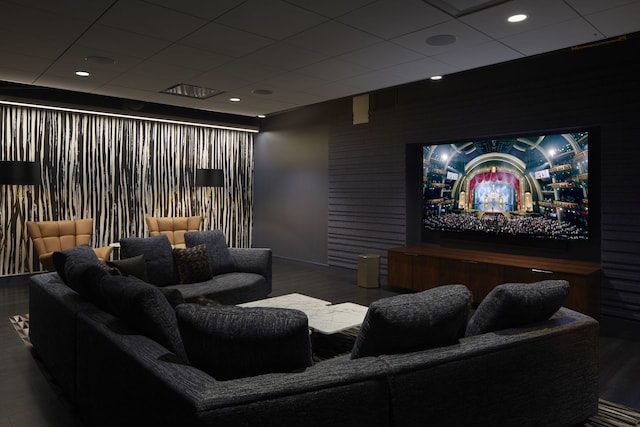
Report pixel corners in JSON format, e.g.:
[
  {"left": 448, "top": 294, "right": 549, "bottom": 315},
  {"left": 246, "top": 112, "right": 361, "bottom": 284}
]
[{"left": 228, "top": 248, "right": 272, "bottom": 293}]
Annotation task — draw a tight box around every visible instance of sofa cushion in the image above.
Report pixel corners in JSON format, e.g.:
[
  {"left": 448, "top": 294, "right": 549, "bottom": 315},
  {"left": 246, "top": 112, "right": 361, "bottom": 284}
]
[
  {"left": 351, "top": 284, "right": 472, "bottom": 359},
  {"left": 119, "top": 235, "right": 178, "bottom": 286},
  {"left": 52, "top": 244, "right": 100, "bottom": 283},
  {"left": 172, "top": 244, "right": 213, "bottom": 284},
  {"left": 95, "top": 274, "right": 189, "bottom": 364},
  {"left": 465, "top": 280, "right": 570, "bottom": 337},
  {"left": 184, "top": 230, "right": 235, "bottom": 276},
  {"left": 176, "top": 304, "right": 312, "bottom": 380},
  {"left": 107, "top": 254, "right": 148, "bottom": 281},
  {"left": 63, "top": 257, "right": 110, "bottom": 302}
]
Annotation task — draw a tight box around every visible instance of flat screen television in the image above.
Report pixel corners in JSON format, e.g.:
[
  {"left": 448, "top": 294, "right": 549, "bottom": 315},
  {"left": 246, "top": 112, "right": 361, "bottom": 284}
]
[{"left": 416, "top": 127, "right": 600, "bottom": 260}]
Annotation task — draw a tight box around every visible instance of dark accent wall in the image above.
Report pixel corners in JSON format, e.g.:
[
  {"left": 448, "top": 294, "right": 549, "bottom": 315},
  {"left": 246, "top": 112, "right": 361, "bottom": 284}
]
[
  {"left": 260, "top": 33, "right": 640, "bottom": 325},
  {"left": 253, "top": 105, "right": 329, "bottom": 265}
]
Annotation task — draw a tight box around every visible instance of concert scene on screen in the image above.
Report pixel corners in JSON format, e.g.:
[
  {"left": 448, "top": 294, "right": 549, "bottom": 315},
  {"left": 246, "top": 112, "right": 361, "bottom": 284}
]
[{"left": 422, "top": 131, "right": 589, "bottom": 240}]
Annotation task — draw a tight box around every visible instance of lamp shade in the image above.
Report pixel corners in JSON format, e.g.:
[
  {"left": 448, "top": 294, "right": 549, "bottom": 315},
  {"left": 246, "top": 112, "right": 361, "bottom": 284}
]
[
  {"left": 0, "top": 160, "right": 41, "bottom": 185},
  {"left": 195, "top": 168, "right": 224, "bottom": 187}
]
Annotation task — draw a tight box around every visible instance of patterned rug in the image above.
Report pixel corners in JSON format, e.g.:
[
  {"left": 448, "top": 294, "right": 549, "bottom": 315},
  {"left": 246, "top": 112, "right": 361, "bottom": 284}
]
[
  {"left": 9, "top": 313, "right": 30, "bottom": 347},
  {"left": 9, "top": 315, "right": 640, "bottom": 426}
]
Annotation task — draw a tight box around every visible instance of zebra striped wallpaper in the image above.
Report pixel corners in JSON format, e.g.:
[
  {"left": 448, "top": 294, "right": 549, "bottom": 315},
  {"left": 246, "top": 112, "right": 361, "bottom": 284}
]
[{"left": 0, "top": 103, "right": 254, "bottom": 275}]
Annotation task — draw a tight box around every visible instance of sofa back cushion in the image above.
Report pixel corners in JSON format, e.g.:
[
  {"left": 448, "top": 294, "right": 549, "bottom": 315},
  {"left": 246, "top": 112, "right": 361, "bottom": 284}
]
[
  {"left": 120, "top": 235, "right": 178, "bottom": 286},
  {"left": 176, "top": 304, "right": 312, "bottom": 380},
  {"left": 351, "top": 284, "right": 472, "bottom": 359},
  {"left": 465, "top": 280, "right": 570, "bottom": 337},
  {"left": 94, "top": 274, "right": 189, "bottom": 364},
  {"left": 52, "top": 244, "right": 100, "bottom": 284},
  {"left": 184, "top": 230, "right": 235, "bottom": 276}
]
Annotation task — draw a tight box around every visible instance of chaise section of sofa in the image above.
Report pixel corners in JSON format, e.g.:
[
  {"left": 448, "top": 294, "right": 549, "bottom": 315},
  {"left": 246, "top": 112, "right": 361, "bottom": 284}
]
[{"left": 379, "top": 308, "right": 599, "bottom": 427}]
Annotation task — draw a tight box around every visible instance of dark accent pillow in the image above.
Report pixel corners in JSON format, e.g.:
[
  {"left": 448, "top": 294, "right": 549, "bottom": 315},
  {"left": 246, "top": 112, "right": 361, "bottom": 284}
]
[
  {"left": 351, "top": 284, "right": 472, "bottom": 359},
  {"left": 95, "top": 274, "right": 189, "bottom": 364},
  {"left": 107, "top": 254, "right": 148, "bottom": 281},
  {"left": 176, "top": 304, "right": 312, "bottom": 380},
  {"left": 52, "top": 244, "right": 100, "bottom": 283},
  {"left": 465, "top": 280, "right": 570, "bottom": 337},
  {"left": 172, "top": 244, "right": 213, "bottom": 284},
  {"left": 119, "top": 235, "right": 178, "bottom": 286},
  {"left": 184, "top": 230, "right": 235, "bottom": 276}
]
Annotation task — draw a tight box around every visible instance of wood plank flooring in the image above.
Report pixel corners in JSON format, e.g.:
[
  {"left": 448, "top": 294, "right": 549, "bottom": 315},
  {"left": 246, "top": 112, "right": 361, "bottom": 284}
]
[{"left": 0, "top": 258, "right": 638, "bottom": 426}]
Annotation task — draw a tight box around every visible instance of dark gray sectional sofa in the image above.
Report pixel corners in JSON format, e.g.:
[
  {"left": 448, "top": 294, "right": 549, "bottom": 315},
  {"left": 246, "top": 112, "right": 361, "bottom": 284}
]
[{"left": 29, "top": 246, "right": 599, "bottom": 427}]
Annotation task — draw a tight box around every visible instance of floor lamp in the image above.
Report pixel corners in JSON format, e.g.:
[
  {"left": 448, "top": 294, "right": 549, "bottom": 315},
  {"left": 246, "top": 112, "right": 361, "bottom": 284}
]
[
  {"left": 0, "top": 160, "right": 41, "bottom": 272},
  {"left": 195, "top": 168, "right": 224, "bottom": 229}
]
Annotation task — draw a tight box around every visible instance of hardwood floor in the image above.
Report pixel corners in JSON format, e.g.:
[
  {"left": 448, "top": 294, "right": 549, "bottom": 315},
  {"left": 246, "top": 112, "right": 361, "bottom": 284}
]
[{"left": 0, "top": 258, "right": 638, "bottom": 426}]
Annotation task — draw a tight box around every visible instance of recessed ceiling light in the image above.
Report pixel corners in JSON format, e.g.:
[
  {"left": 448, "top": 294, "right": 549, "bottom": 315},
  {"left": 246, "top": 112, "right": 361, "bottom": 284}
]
[
  {"left": 229, "top": 97, "right": 241, "bottom": 102},
  {"left": 430, "top": 75, "right": 443, "bottom": 81},
  {"left": 257, "top": 114, "right": 266, "bottom": 118},
  {"left": 507, "top": 13, "right": 527, "bottom": 23},
  {"left": 426, "top": 34, "right": 457, "bottom": 46},
  {"left": 75, "top": 71, "right": 90, "bottom": 77}
]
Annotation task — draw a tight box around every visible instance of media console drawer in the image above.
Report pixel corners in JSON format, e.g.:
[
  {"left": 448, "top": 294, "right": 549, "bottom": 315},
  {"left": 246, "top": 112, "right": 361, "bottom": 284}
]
[{"left": 387, "top": 246, "right": 601, "bottom": 318}]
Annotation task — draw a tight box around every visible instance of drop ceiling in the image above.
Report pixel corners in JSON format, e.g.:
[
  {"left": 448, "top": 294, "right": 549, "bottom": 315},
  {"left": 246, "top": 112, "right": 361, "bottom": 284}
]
[{"left": 1, "top": 0, "right": 639, "bottom": 118}]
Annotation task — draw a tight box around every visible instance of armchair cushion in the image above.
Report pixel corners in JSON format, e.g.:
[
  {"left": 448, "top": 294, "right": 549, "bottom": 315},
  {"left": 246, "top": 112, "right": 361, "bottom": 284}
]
[
  {"left": 120, "top": 235, "right": 178, "bottom": 286},
  {"left": 465, "top": 280, "right": 570, "bottom": 337},
  {"left": 351, "top": 285, "right": 472, "bottom": 359},
  {"left": 176, "top": 304, "right": 312, "bottom": 380},
  {"left": 145, "top": 216, "right": 202, "bottom": 248},
  {"left": 184, "top": 230, "right": 235, "bottom": 276}
]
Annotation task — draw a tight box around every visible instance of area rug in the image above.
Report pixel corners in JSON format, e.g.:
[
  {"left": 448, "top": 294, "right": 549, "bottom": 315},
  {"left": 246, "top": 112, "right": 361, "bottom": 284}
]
[
  {"left": 9, "top": 313, "right": 30, "bottom": 347},
  {"left": 9, "top": 315, "right": 640, "bottom": 426}
]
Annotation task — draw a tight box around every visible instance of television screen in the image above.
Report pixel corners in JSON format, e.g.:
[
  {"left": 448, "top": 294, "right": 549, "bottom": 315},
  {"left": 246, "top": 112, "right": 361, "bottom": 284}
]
[{"left": 422, "top": 130, "right": 591, "bottom": 241}]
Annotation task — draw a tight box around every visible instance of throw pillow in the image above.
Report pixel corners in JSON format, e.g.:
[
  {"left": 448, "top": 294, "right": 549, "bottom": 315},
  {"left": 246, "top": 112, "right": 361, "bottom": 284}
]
[
  {"left": 351, "top": 284, "right": 472, "bottom": 359},
  {"left": 184, "top": 230, "right": 235, "bottom": 276},
  {"left": 172, "top": 244, "right": 213, "bottom": 284},
  {"left": 176, "top": 304, "right": 312, "bottom": 380},
  {"left": 107, "top": 254, "right": 148, "bottom": 281},
  {"left": 95, "top": 274, "right": 189, "bottom": 364},
  {"left": 119, "top": 235, "right": 178, "bottom": 286},
  {"left": 465, "top": 280, "right": 570, "bottom": 337},
  {"left": 52, "top": 244, "right": 100, "bottom": 283}
]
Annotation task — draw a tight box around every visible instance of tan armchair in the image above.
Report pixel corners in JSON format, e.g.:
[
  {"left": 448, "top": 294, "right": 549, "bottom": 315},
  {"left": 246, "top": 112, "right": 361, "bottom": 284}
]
[
  {"left": 26, "top": 219, "right": 113, "bottom": 271},
  {"left": 145, "top": 216, "right": 202, "bottom": 248}
]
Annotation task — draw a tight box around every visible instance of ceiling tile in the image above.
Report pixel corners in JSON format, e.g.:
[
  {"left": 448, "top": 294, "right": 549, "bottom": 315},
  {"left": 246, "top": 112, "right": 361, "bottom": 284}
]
[
  {"left": 98, "top": 0, "right": 208, "bottom": 41},
  {"left": 0, "top": 30, "right": 68, "bottom": 60},
  {"left": 149, "top": 45, "right": 233, "bottom": 71},
  {"left": 296, "top": 58, "right": 370, "bottom": 81},
  {"left": 0, "top": 67, "right": 39, "bottom": 84},
  {"left": 385, "top": 57, "right": 460, "bottom": 81},
  {"left": 215, "top": 0, "right": 328, "bottom": 40},
  {"left": 338, "top": 42, "right": 424, "bottom": 69},
  {"left": 284, "top": 21, "right": 381, "bottom": 56},
  {"left": 434, "top": 40, "right": 523, "bottom": 69},
  {"left": 76, "top": 25, "right": 172, "bottom": 59},
  {"left": 242, "top": 43, "right": 327, "bottom": 71},
  {"left": 338, "top": 0, "right": 451, "bottom": 39},
  {"left": 180, "top": 23, "right": 273, "bottom": 58},
  {"left": 565, "top": 0, "right": 640, "bottom": 16},
  {"left": 283, "top": 0, "right": 377, "bottom": 18},
  {"left": 0, "top": 52, "right": 51, "bottom": 75},
  {"left": 501, "top": 18, "right": 603, "bottom": 56},
  {"left": 583, "top": 1, "right": 640, "bottom": 37},
  {"left": 461, "top": 0, "right": 580, "bottom": 39},
  {"left": 107, "top": 62, "right": 202, "bottom": 92},
  {"left": 340, "top": 69, "right": 410, "bottom": 91},
  {"left": 33, "top": 74, "right": 106, "bottom": 92},
  {"left": 143, "top": 0, "right": 246, "bottom": 20},
  {"left": 259, "top": 72, "right": 327, "bottom": 91},
  {"left": 392, "top": 20, "right": 492, "bottom": 55},
  {"left": 40, "top": 46, "right": 141, "bottom": 83}
]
